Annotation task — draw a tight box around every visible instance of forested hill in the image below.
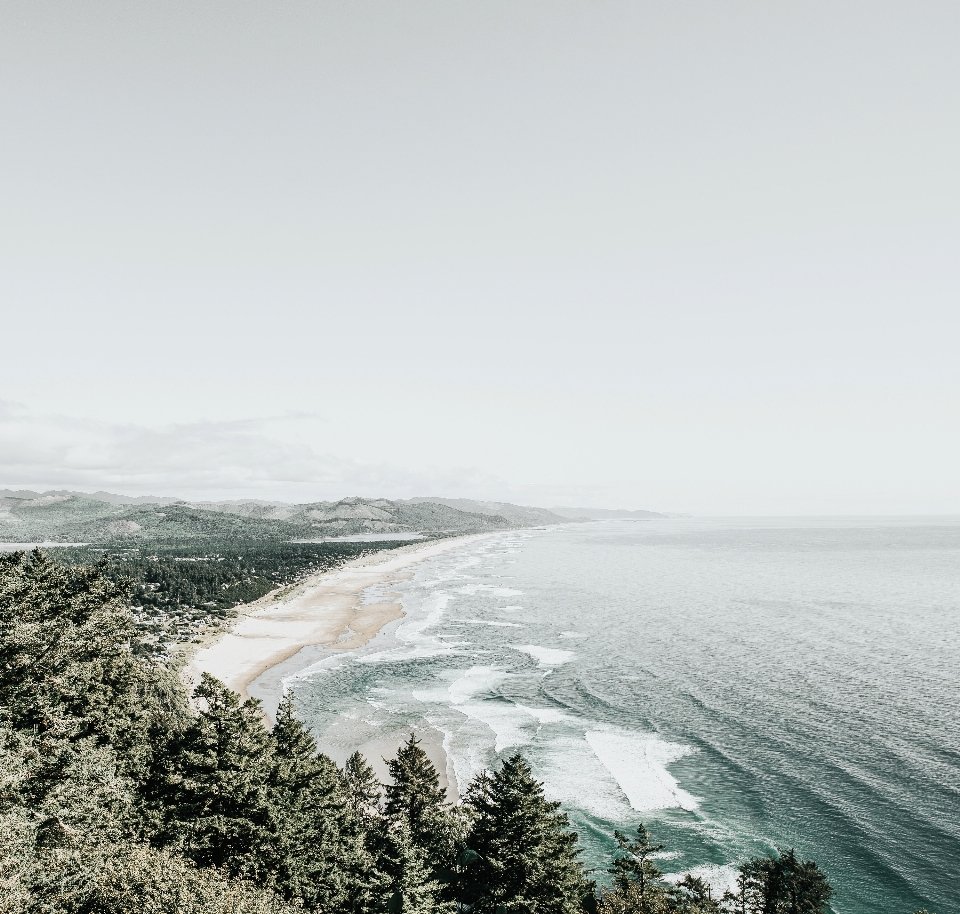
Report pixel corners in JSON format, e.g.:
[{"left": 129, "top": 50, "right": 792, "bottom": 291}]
[
  {"left": 0, "top": 491, "right": 562, "bottom": 544},
  {"left": 404, "top": 497, "right": 570, "bottom": 527}
]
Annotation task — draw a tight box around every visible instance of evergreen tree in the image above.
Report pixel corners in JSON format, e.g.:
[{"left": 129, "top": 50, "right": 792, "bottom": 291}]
[
  {"left": 156, "top": 673, "right": 277, "bottom": 879},
  {"left": 382, "top": 734, "right": 466, "bottom": 908},
  {"left": 671, "top": 875, "right": 721, "bottom": 914},
  {"left": 378, "top": 820, "right": 453, "bottom": 914},
  {"left": 462, "top": 753, "right": 589, "bottom": 914},
  {"left": 598, "top": 824, "right": 674, "bottom": 914},
  {"left": 766, "top": 849, "right": 832, "bottom": 914},
  {"left": 0, "top": 549, "right": 186, "bottom": 781},
  {"left": 720, "top": 862, "right": 766, "bottom": 914},
  {"left": 1, "top": 719, "right": 294, "bottom": 914},
  {"left": 720, "top": 851, "right": 831, "bottom": 914},
  {"left": 384, "top": 734, "right": 451, "bottom": 851},
  {"left": 609, "top": 825, "right": 666, "bottom": 899},
  {"left": 343, "top": 749, "right": 383, "bottom": 822},
  {"left": 267, "top": 693, "right": 381, "bottom": 912}
]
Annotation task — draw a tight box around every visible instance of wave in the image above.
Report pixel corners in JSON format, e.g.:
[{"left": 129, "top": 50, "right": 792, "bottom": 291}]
[
  {"left": 514, "top": 645, "right": 575, "bottom": 666},
  {"left": 463, "top": 619, "right": 523, "bottom": 627},
  {"left": 585, "top": 729, "right": 699, "bottom": 812}
]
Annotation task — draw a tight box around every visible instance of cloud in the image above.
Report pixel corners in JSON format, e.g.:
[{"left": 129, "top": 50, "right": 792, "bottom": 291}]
[{"left": 0, "top": 401, "right": 505, "bottom": 502}]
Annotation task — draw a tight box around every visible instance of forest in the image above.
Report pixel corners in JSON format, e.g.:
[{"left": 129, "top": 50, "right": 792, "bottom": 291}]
[
  {"left": 49, "top": 539, "right": 408, "bottom": 655},
  {"left": 0, "top": 549, "right": 919, "bottom": 914}
]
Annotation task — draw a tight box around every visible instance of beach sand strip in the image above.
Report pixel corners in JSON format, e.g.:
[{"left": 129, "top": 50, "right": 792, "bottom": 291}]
[{"left": 183, "top": 533, "right": 490, "bottom": 702}]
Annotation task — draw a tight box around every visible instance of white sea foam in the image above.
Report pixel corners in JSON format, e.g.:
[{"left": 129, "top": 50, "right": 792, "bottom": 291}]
[
  {"left": 436, "top": 719, "right": 497, "bottom": 792},
  {"left": 535, "top": 733, "right": 637, "bottom": 821},
  {"left": 447, "top": 666, "right": 505, "bottom": 705},
  {"left": 513, "top": 704, "right": 569, "bottom": 724},
  {"left": 463, "top": 619, "right": 522, "bottom": 627},
  {"left": 410, "top": 685, "right": 450, "bottom": 704},
  {"left": 585, "top": 729, "right": 699, "bottom": 811},
  {"left": 514, "top": 645, "right": 575, "bottom": 666},
  {"left": 395, "top": 592, "right": 450, "bottom": 643},
  {"left": 441, "top": 666, "right": 535, "bottom": 753},
  {"left": 664, "top": 864, "right": 740, "bottom": 898},
  {"left": 359, "top": 645, "right": 460, "bottom": 664},
  {"left": 355, "top": 590, "right": 456, "bottom": 663},
  {"left": 455, "top": 700, "right": 533, "bottom": 753}
]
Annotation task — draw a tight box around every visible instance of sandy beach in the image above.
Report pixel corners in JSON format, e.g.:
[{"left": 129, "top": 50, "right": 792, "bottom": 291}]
[{"left": 184, "top": 533, "right": 488, "bottom": 704}]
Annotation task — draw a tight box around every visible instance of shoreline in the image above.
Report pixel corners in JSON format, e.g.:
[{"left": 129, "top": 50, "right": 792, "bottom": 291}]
[{"left": 183, "top": 532, "right": 494, "bottom": 706}]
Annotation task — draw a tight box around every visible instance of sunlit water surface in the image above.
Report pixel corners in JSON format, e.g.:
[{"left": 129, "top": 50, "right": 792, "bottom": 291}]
[{"left": 283, "top": 519, "right": 960, "bottom": 914}]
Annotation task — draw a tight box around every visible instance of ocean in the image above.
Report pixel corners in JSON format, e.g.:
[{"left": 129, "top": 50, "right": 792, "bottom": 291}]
[{"left": 280, "top": 518, "right": 960, "bottom": 914}]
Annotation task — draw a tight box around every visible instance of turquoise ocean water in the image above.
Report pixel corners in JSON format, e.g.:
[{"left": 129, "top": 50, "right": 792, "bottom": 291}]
[{"left": 278, "top": 519, "right": 959, "bottom": 913}]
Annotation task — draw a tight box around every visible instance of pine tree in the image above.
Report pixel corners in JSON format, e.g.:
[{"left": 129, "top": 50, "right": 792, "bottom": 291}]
[
  {"left": 378, "top": 820, "right": 453, "bottom": 914},
  {"left": 155, "top": 673, "right": 277, "bottom": 878},
  {"left": 0, "top": 549, "right": 186, "bottom": 781},
  {"left": 671, "top": 875, "right": 720, "bottom": 914},
  {"left": 267, "top": 692, "right": 382, "bottom": 912},
  {"left": 609, "top": 825, "right": 666, "bottom": 899},
  {"left": 462, "top": 753, "right": 589, "bottom": 914},
  {"left": 721, "top": 851, "right": 831, "bottom": 914},
  {"left": 384, "top": 734, "right": 461, "bottom": 869},
  {"left": 767, "top": 849, "right": 832, "bottom": 914},
  {"left": 384, "top": 734, "right": 450, "bottom": 849},
  {"left": 720, "top": 862, "right": 765, "bottom": 914},
  {"left": 382, "top": 733, "right": 465, "bottom": 909},
  {"left": 343, "top": 749, "right": 383, "bottom": 822},
  {"left": 597, "top": 824, "right": 674, "bottom": 914}
]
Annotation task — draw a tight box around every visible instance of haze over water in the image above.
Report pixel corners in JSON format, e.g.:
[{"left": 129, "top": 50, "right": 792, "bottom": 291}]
[{"left": 285, "top": 519, "right": 960, "bottom": 914}]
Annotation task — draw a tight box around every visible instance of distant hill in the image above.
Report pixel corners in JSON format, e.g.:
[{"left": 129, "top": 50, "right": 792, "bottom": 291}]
[
  {"left": 0, "top": 493, "right": 295, "bottom": 543},
  {"left": 550, "top": 506, "right": 670, "bottom": 520},
  {"left": 404, "top": 498, "right": 571, "bottom": 527},
  {"left": 192, "top": 496, "right": 513, "bottom": 539},
  {"left": 0, "top": 489, "right": 181, "bottom": 505},
  {"left": 0, "top": 490, "right": 564, "bottom": 543}
]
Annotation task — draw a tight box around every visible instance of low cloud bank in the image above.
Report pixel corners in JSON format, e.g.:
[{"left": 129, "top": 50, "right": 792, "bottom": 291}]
[{"left": 0, "top": 400, "right": 504, "bottom": 503}]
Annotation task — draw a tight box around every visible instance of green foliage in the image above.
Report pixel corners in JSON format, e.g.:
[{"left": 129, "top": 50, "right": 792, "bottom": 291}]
[
  {"left": 343, "top": 749, "right": 383, "bottom": 822},
  {"left": 52, "top": 539, "right": 409, "bottom": 654},
  {"left": 598, "top": 828, "right": 828, "bottom": 914},
  {"left": 0, "top": 549, "right": 186, "bottom": 780},
  {"left": 462, "top": 753, "right": 591, "bottom": 914},
  {"left": 598, "top": 823, "right": 673, "bottom": 914},
  {"left": 672, "top": 875, "right": 721, "bottom": 914},
  {"left": 152, "top": 678, "right": 382, "bottom": 911},
  {"left": 384, "top": 734, "right": 458, "bottom": 860},
  {"left": 0, "top": 721, "right": 292, "bottom": 914},
  {"left": 266, "top": 694, "right": 381, "bottom": 913},
  {"left": 153, "top": 673, "right": 277, "bottom": 875},
  {"left": 381, "top": 733, "right": 464, "bottom": 911},
  {"left": 609, "top": 825, "right": 666, "bottom": 899},
  {"left": 377, "top": 821, "right": 452, "bottom": 914},
  {"left": 719, "top": 849, "right": 832, "bottom": 914}
]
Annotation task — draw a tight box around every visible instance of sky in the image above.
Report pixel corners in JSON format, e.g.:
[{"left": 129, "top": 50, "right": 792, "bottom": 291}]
[{"left": 1, "top": 1, "right": 958, "bottom": 514}]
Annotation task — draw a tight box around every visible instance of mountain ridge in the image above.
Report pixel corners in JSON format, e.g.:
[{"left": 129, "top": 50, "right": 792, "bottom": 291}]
[{"left": 0, "top": 490, "right": 572, "bottom": 543}]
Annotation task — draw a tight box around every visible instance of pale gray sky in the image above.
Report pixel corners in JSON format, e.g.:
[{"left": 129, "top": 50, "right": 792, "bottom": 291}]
[{"left": 2, "top": 1, "right": 958, "bottom": 513}]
